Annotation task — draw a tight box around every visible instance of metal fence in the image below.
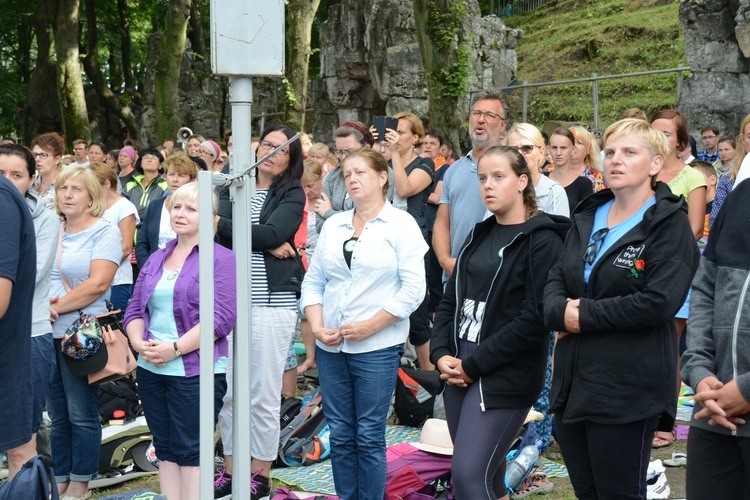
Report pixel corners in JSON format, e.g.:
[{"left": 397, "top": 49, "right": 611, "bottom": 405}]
[
  {"left": 500, "top": 66, "right": 690, "bottom": 128},
  {"left": 495, "top": 0, "right": 554, "bottom": 17}
]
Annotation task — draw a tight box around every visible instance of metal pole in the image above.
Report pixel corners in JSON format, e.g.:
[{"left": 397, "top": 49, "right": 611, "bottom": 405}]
[
  {"left": 592, "top": 73, "right": 599, "bottom": 129},
  {"left": 522, "top": 81, "right": 528, "bottom": 122},
  {"left": 676, "top": 66, "right": 684, "bottom": 104},
  {"left": 260, "top": 112, "right": 266, "bottom": 137},
  {"left": 198, "top": 170, "right": 215, "bottom": 500},
  {"left": 229, "top": 76, "right": 255, "bottom": 500}
]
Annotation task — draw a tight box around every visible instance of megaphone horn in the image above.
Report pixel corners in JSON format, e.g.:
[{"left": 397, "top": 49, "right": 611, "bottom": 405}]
[{"left": 177, "top": 127, "right": 193, "bottom": 144}]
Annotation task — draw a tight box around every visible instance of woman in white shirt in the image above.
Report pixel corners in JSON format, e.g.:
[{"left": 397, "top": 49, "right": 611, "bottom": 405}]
[
  {"left": 301, "top": 148, "right": 427, "bottom": 500},
  {"left": 90, "top": 162, "right": 139, "bottom": 311}
]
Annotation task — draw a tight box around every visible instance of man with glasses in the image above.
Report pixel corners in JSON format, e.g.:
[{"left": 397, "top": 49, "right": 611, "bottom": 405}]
[
  {"left": 433, "top": 89, "right": 510, "bottom": 280},
  {"left": 69, "top": 139, "right": 89, "bottom": 168},
  {"left": 697, "top": 126, "right": 720, "bottom": 163}
]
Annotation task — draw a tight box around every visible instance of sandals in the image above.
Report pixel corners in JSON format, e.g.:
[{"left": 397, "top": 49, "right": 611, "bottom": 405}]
[
  {"left": 512, "top": 470, "right": 554, "bottom": 498},
  {"left": 663, "top": 452, "right": 687, "bottom": 467},
  {"left": 652, "top": 430, "right": 675, "bottom": 449}
]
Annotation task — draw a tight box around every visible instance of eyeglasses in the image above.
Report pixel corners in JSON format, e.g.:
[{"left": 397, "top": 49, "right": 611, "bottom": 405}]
[
  {"left": 197, "top": 150, "right": 215, "bottom": 158},
  {"left": 258, "top": 140, "right": 289, "bottom": 156},
  {"left": 334, "top": 149, "right": 354, "bottom": 159},
  {"left": 511, "top": 145, "right": 539, "bottom": 155},
  {"left": 583, "top": 228, "right": 610, "bottom": 264},
  {"left": 470, "top": 110, "right": 505, "bottom": 122},
  {"left": 32, "top": 152, "right": 51, "bottom": 159}
]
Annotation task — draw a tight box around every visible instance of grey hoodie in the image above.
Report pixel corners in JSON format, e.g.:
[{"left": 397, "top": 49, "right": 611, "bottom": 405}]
[
  {"left": 682, "top": 178, "right": 750, "bottom": 437},
  {"left": 26, "top": 193, "right": 60, "bottom": 337}
]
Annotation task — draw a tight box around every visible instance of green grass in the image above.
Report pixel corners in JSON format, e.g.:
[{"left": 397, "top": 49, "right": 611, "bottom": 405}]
[{"left": 503, "top": 0, "right": 686, "bottom": 128}]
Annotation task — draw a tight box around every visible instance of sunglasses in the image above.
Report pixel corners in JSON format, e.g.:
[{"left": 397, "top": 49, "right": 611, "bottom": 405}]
[
  {"left": 511, "top": 145, "right": 539, "bottom": 155},
  {"left": 583, "top": 228, "right": 610, "bottom": 264}
]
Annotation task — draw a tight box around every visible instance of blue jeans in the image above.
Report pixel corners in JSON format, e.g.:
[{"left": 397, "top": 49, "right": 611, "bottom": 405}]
[
  {"left": 31, "top": 334, "right": 56, "bottom": 433},
  {"left": 47, "top": 339, "right": 101, "bottom": 483},
  {"left": 316, "top": 344, "right": 403, "bottom": 500},
  {"left": 109, "top": 284, "right": 133, "bottom": 312}
]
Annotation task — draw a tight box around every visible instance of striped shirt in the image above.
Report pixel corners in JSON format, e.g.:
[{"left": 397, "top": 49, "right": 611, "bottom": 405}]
[{"left": 252, "top": 189, "right": 297, "bottom": 309}]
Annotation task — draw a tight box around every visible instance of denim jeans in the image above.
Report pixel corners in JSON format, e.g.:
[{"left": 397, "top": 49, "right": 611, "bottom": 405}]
[
  {"left": 109, "top": 284, "right": 133, "bottom": 312},
  {"left": 316, "top": 343, "right": 403, "bottom": 500},
  {"left": 47, "top": 339, "right": 101, "bottom": 483}
]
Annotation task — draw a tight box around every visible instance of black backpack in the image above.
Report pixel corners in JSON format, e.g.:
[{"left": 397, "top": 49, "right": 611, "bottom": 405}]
[
  {"left": 0, "top": 455, "right": 58, "bottom": 500},
  {"left": 394, "top": 365, "right": 444, "bottom": 427},
  {"left": 280, "top": 396, "right": 303, "bottom": 430},
  {"left": 276, "top": 388, "right": 329, "bottom": 467},
  {"left": 98, "top": 375, "right": 141, "bottom": 424}
]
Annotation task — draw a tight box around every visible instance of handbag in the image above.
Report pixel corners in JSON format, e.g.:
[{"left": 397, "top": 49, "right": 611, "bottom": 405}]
[
  {"left": 56, "top": 224, "right": 136, "bottom": 385},
  {"left": 87, "top": 313, "right": 137, "bottom": 385}
]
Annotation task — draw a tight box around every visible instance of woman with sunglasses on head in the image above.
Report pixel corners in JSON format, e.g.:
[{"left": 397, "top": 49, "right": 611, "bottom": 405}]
[
  {"left": 570, "top": 125, "right": 606, "bottom": 193},
  {"left": 215, "top": 124, "right": 305, "bottom": 499},
  {"left": 123, "top": 148, "right": 168, "bottom": 221},
  {"left": 544, "top": 119, "right": 699, "bottom": 499},
  {"left": 506, "top": 123, "right": 569, "bottom": 217},
  {"left": 197, "top": 140, "right": 225, "bottom": 174},
  {"left": 547, "top": 128, "right": 594, "bottom": 214},
  {"left": 29, "top": 132, "right": 66, "bottom": 208}
]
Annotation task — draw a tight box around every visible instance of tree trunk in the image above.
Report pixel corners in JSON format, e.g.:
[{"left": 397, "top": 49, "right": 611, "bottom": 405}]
[
  {"left": 23, "top": 0, "right": 62, "bottom": 142},
  {"left": 82, "top": 0, "right": 140, "bottom": 141},
  {"left": 413, "top": 0, "right": 470, "bottom": 155},
  {"left": 155, "top": 0, "right": 190, "bottom": 143},
  {"left": 284, "top": 0, "right": 321, "bottom": 131},
  {"left": 52, "top": 0, "right": 90, "bottom": 144},
  {"left": 188, "top": 0, "right": 207, "bottom": 59},
  {"left": 117, "top": 0, "right": 134, "bottom": 91}
]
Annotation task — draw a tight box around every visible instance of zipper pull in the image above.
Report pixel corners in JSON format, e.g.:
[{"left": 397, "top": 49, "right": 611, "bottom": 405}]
[{"left": 480, "top": 402, "right": 485, "bottom": 412}]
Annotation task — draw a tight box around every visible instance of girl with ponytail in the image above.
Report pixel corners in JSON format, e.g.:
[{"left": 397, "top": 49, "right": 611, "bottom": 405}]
[{"left": 431, "top": 146, "right": 569, "bottom": 499}]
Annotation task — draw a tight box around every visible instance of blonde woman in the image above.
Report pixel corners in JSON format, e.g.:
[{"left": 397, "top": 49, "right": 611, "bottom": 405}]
[
  {"left": 710, "top": 115, "right": 750, "bottom": 228},
  {"left": 48, "top": 167, "right": 121, "bottom": 499},
  {"left": 570, "top": 125, "right": 606, "bottom": 192},
  {"left": 506, "top": 123, "right": 569, "bottom": 217}
]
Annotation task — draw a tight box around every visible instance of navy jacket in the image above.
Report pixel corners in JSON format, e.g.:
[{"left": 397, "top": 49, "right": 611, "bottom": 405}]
[{"left": 135, "top": 197, "right": 166, "bottom": 269}]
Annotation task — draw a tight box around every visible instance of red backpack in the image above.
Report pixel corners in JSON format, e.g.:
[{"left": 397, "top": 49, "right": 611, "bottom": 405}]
[{"left": 384, "top": 444, "right": 452, "bottom": 500}]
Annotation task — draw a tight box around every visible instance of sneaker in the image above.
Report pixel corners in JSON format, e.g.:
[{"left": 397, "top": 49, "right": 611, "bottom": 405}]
[
  {"left": 251, "top": 469, "right": 271, "bottom": 500},
  {"left": 214, "top": 468, "right": 232, "bottom": 499},
  {"left": 646, "top": 459, "right": 671, "bottom": 499}
]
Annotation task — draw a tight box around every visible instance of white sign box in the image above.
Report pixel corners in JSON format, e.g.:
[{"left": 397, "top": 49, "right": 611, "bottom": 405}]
[{"left": 210, "top": 0, "right": 285, "bottom": 76}]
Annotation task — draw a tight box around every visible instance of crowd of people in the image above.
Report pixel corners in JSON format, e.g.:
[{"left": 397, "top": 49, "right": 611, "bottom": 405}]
[{"left": 1, "top": 89, "right": 750, "bottom": 500}]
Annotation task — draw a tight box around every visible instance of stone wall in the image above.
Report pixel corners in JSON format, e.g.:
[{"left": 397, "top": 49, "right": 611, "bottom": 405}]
[
  {"left": 678, "top": 0, "right": 750, "bottom": 136},
  {"left": 312, "top": 0, "right": 520, "bottom": 145}
]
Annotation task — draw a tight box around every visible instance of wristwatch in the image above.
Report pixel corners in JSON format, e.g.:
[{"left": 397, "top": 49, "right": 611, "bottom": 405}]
[{"left": 173, "top": 341, "right": 182, "bottom": 357}]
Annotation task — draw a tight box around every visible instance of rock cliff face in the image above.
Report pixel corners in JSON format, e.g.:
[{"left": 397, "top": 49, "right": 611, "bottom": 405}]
[
  {"left": 678, "top": 0, "right": 750, "bottom": 136},
  {"left": 313, "top": 0, "right": 520, "bottom": 144}
]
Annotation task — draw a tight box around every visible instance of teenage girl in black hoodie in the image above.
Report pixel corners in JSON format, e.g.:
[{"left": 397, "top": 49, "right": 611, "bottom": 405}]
[{"left": 431, "top": 146, "right": 568, "bottom": 499}]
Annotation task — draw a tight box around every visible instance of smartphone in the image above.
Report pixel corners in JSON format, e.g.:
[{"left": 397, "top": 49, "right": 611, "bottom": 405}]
[{"left": 373, "top": 116, "right": 398, "bottom": 142}]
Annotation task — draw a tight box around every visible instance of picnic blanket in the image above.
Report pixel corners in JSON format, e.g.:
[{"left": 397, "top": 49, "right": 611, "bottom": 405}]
[{"left": 270, "top": 424, "right": 568, "bottom": 495}]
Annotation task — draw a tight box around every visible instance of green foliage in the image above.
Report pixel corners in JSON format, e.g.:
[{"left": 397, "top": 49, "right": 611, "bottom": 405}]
[
  {"left": 425, "top": 0, "right": 472, "bottom": 99},
  {"left": 281, "top": 76, "right": 299, "bottom": 107},
  {"left": 504, "top": 0, "right": 686, "bottom": 128}
]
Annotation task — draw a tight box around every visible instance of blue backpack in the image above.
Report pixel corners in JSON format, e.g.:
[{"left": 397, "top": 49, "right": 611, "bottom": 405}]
[{"left": 0, "top": 455, "right": 58, "bottom": 500}]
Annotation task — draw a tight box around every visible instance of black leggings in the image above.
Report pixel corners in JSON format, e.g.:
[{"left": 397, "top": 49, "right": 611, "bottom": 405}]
[
  {"left": 687, "top": 425, "right": 750, "bottom": 499},
  {"left": 555, "top": 412, "right": 659, "bottom": 499},
  {"left": 444, "top": 340, "right": 529, "bottom": 499}
]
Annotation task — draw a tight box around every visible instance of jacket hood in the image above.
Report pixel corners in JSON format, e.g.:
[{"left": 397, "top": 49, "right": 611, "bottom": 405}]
[
  {"left": 574, "top": 181, "right": 686, "bottom": 232},
  {"left": 26, "top": 192, "right": 47, "bottom": 219},
  {"left": 475, "top": 211, "right": 572, "bottom": 241}
]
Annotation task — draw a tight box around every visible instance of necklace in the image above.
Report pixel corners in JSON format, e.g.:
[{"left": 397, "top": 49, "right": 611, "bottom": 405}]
[{"left": 166, "top": 269, "right": 181, "bottom": 281}]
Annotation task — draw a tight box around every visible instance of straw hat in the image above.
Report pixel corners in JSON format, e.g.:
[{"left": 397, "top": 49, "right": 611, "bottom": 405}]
[{"left": 412, "top": 419, "right": 453, "bottom": 456}]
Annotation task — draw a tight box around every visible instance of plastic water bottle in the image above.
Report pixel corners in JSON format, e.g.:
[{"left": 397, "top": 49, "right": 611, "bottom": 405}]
[{"left": 506, "top": 445, "right": 540, "bottom": 489}]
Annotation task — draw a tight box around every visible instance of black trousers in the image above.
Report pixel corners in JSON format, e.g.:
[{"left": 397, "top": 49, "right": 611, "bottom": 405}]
[
  {"left": 687, "top": 425, "right": 750, "bottom": 499},
  {"left": 555, "top": 412, "right": 659, "bottom": 500}
]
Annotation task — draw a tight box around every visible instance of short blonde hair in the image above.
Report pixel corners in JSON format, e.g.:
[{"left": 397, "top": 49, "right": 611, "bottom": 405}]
[
  {"left": 302, "top": 159, "right": 323, "bottom": 183},
  {"left": 88, "top": 162, "right": 118, "bottom": 190},
  {"left": 603, "top": 119, "right": 670, "bottom": 159},
  {"left": 167, "top": 182, "right": 218, "bottom": 215},
  {"left": 570, "top": 125, "right": 602, "bottom": 171},
  {"left": 507, "top": 123, "right": 545, "bottom": 148},
  {"left": 54, "top": 166, "right": 106, "bottom": 218},
  {"left": 164, "top": 152, "right": 199, "bottom": 179}
]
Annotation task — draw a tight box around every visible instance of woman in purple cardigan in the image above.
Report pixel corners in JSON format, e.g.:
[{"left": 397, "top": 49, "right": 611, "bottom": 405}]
[{"left": 124, "top": 183, "right": 236, "bottom": 500}]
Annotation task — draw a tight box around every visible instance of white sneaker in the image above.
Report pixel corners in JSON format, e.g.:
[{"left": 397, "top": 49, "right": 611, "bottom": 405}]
[{"left": 646, "top": 459, "right": 671, "bottom": 499}]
